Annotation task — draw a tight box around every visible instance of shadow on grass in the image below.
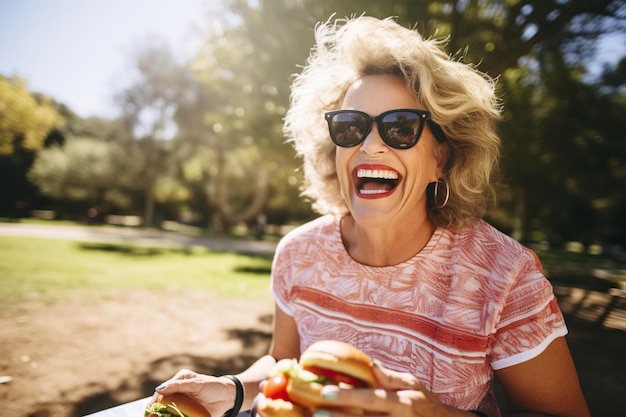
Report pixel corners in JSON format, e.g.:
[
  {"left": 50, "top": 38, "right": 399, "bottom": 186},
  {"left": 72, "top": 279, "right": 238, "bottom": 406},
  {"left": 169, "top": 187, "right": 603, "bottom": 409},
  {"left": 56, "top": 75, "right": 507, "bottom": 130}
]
[
  {"left": 234, "top": 265, "right": 272, "bottom": 275},
  {"left": 67, "top": 313, "right": 273, "bottom": 417},
  {"left": 78, "top": 242, "right": 196, "bottom": 257},
  {"left": 77, "top": 243, "right": 275, "bottom": 273}
]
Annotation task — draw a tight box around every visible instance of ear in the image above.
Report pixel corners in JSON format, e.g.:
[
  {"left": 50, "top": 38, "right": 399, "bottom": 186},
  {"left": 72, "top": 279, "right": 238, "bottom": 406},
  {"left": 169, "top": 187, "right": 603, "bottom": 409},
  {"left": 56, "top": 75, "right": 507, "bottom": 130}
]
[{"left": 433, "top": 142, "right": 450, "bottom": 180}]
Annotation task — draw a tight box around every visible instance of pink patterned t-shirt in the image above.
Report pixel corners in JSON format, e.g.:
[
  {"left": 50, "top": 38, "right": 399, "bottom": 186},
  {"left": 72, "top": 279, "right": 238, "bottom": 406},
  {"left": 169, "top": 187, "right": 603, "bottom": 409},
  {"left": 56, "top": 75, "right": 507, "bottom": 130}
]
[{"left": 270, "top": 215, "right": 567, "bottom": 416}]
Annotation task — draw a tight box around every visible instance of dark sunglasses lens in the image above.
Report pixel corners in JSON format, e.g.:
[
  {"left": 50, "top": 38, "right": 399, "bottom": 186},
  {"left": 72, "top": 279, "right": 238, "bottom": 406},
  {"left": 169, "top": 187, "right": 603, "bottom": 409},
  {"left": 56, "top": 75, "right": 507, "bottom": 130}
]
[
  {"left": 329, "top": 112, "right": 368, "bottom": 147},
  {"left": 380, "top": 111, "right": 422, "bottom": 148}
]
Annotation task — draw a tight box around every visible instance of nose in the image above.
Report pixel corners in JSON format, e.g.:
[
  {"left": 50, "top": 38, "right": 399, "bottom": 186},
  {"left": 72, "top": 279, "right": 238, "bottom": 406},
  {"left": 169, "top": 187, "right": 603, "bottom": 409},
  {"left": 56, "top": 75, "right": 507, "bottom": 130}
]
[{"left": 359, "top": 124, "right": 388, "bottom": 155}]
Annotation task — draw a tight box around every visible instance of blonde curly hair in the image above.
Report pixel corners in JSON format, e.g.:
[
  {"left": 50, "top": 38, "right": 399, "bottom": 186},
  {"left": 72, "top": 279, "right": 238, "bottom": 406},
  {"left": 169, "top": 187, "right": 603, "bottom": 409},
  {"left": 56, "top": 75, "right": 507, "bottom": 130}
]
[{"left": 283, "top": 16, "right": 501, "bottom": 227}]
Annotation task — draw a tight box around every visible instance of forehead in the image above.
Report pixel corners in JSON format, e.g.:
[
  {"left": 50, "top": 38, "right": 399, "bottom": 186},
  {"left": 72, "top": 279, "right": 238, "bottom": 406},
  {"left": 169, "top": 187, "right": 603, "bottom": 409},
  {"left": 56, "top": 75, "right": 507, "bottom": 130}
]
[{"left": 342, "top": 75, "right": 422, "bottom": 111}]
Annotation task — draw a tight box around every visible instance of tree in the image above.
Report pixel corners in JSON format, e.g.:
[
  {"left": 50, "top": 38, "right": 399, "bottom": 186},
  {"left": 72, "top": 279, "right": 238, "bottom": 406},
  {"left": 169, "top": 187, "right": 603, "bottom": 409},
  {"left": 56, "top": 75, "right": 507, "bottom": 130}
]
[
  {"left": 0, "top": 75, "right": 64, "bottom": 155},
  {"left": 188, "top": 0, "right": 625, "bottom": 238},
  {"left": 179, "top": 0, "right": 317, "bottom": 229},
  {"left": 437, "top": 0, "right": 626, "bottom": 76},
  {"left": 27, "top": 136, "right": 140, "bottom": 219},
  {"left": 492, "top": 4, "right": 626, "bottom": 243},
  {"left": 231, "top": 0, "right": 625, "bottom": 77},
  {"left": 512, "top": 52, "right": 626, "bottom": 244},
  {"left": 14, "top": 0, "right": 623, "bottom": 241},
  {"left": 115, "top": 40, "right": 194, "bottom": 227},
  {"left": 0, "top": 75, "right": 65, "bottom": 217}
]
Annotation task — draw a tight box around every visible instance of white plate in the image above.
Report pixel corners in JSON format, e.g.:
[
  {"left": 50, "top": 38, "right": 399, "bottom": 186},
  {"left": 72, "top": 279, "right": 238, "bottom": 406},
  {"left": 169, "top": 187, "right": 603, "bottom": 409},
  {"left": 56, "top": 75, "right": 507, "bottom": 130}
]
[
  {"left": 83, "top": 397, "right": 151, "bottom": 417},
  {"left": 84, "top": 397, "right": 251, "bottom": 417}
]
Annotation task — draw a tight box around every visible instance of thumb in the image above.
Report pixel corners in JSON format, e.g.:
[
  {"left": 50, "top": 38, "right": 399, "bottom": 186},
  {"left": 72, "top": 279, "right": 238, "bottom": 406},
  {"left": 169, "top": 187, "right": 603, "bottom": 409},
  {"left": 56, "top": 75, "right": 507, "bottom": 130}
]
[
  {"left": 372, "top": 359, "right": 424, "bottom": 391},
  {"left": 154, "top": 369, "right": 203, "bottom": 396}
]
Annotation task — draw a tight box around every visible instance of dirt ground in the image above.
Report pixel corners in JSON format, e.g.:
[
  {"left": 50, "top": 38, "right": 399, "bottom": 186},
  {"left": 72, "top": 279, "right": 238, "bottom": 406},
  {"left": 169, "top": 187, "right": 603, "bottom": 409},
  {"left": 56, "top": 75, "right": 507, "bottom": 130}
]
[
  {"left": 2, "top": 283, "right": 626, "bottom": 416},
  {"left": 0, "top": 290, "right": 274, "bottom": 417}
]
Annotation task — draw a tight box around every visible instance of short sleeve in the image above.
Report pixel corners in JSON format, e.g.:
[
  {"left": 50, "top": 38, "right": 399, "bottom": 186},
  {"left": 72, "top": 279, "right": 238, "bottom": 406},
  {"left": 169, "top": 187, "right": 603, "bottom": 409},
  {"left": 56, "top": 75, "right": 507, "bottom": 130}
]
[
  {"left": 489, "top": 249, "right": 568, "bottom": 370},
  {"left": 269, "top": 215, "right": 340, "bottom": 318},
  {"left": 270, "top": 231, "right": 296, "bottom": 317}
]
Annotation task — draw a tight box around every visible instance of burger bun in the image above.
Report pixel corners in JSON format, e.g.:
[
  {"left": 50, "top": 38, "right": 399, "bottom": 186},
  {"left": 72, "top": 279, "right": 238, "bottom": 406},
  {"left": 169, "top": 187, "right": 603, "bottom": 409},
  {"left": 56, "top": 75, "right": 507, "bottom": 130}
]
[
  {"left": 151, "top": 393, "right": 211, "bottom": 417},
  {"left": 299, "top": 341, "right": 376, "bottom": 388},
  {"left": 285, "top": 376, "right": 326, "bottom": 408}
]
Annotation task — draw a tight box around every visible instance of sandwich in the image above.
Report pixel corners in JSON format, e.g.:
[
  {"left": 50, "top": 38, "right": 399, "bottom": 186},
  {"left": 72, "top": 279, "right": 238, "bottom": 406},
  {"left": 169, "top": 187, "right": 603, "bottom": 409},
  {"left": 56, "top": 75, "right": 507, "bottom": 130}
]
[
  {"left": 145, "top": 393, "right": 211, "bottom": 417},
  {"left": 257, "top": 340, "right": 376, "bottom": 417}
]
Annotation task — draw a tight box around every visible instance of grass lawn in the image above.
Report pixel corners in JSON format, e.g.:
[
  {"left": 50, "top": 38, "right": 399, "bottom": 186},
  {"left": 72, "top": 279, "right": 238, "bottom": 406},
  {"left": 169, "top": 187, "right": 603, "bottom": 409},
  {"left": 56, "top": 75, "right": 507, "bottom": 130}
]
[
  {"left": 0, "top": 235, "right": 273, "bottom": 304},
  {"left": 2, "top": 222, "right": 624, "bottom": 305}
]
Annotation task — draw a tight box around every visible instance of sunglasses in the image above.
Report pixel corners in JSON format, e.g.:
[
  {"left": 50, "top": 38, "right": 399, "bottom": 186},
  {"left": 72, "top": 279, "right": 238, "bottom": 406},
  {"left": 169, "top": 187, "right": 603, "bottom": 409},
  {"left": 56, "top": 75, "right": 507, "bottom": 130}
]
[{"left": 324, "top": 108, "right": 446, "bottom": 149}]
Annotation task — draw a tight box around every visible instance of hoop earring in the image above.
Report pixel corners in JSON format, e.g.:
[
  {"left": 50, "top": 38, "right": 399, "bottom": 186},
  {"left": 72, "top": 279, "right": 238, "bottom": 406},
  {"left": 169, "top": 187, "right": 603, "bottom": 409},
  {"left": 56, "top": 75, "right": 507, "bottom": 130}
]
[{"left": 434, "top": 179, "right": 450, "bottom": 209}]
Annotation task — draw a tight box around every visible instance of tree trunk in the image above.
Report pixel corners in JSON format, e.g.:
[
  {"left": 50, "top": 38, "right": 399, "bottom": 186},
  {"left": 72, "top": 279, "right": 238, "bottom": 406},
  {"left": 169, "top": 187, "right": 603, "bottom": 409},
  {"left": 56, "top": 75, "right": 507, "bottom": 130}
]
[
  {"left": 143, "top": 182, "right": 155, "bottom": 228},
  {"left": 209, "top": 156, "right": 270, "bottom": 232}
]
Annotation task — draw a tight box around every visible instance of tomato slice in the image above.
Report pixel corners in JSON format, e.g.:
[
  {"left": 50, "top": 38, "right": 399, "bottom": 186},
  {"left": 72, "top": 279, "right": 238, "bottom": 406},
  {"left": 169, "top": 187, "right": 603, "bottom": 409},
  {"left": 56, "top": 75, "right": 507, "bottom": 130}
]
[
  {"left": 301, "top": 365, "right": 367, "bottom": 387},
  {"left": 263, "top": 373, "right": 290, "bottom": 401}
]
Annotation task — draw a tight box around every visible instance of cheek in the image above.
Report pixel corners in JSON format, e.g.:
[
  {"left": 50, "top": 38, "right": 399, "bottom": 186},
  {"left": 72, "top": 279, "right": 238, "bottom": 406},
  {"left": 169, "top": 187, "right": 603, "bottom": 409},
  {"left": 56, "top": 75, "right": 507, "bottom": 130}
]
[
  {"left": 335, "top": 148, "right": 357, "bottom": 200},
  {"left": 401, "top": 152, "right": 439, "bottom": 185},
  {"left": 335, "top": 148, "right": 351, "bottom": 181}
]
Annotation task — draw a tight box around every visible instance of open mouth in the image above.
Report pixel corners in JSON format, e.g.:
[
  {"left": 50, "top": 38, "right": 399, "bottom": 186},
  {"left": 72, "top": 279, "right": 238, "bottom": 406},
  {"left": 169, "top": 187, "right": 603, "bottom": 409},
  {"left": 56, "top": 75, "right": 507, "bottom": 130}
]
[{"left": 354, "top": 166, "right": 400, "bottom": 198}]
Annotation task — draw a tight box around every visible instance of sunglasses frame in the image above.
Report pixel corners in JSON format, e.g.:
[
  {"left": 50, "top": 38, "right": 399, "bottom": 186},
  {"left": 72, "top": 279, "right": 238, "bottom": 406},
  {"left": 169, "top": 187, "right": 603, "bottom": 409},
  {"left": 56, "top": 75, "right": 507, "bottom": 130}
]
[{"left": 324, "top": 108, "right": 447, "bottom": 149}]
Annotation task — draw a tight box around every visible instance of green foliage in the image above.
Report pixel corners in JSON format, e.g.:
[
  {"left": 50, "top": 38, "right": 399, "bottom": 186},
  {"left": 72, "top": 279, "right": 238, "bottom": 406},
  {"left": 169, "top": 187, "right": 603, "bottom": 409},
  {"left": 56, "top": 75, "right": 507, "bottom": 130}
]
[
  {"left": 177, "top": 1, "right": 317, "bottom": 227},
  {"left": 0, "top": 235, "right": 273, "bottom": 304},
  {"left": 114, "top": 41, "right": 196, "bottom": 226},
  {"left": 27, "top": 137, "right": 141, "bottom": 211},
  {"left": 184, "top": 0, "right": 626, "bottom": 237},
  {"left": 4, "top": 0, "right": 626, "bottom": 242},
  {"left": 0, "top": 76, "right": 64, "bottom": 156},
  {"left": 29, "top": 138, "right": 111, "bottom": 201},
  {"left": 496, "top": 40, "right": 626, "bottom": 243}
]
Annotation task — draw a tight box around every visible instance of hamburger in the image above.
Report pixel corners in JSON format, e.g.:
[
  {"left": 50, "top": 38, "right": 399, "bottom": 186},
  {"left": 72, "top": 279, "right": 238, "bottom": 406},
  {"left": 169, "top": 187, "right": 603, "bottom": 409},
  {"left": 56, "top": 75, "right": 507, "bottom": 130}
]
[
  {"left": 257, "top": 340, "right": 376, "bottom": 417},
  {"left": 145, "top": 393, "right": 211, "bottom": 417}
]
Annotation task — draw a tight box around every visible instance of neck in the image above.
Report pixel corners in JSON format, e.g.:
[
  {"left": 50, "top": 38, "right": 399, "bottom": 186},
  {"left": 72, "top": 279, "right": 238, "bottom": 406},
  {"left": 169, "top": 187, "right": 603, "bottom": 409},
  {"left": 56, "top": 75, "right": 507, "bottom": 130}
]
[{"left": 340, "top": 214, "right": 436, "bottom": 266}]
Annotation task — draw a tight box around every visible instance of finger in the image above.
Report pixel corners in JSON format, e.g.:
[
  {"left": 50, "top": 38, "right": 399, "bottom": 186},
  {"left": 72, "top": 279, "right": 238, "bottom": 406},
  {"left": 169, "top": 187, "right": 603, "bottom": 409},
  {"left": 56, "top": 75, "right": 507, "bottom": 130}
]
[
  {"left": 172, "top": 368, "right": 199, "bottom": 380},
  {"left": 250, "top": 393, "right": 263, "bottom": 417},
  {"left": 320, "top": 386, "right": 396, "bottom": 413},
  {"left": 314, "top": 408, "right": 388, "bottom": 417},
  {"left": 372, "top": 361, "right": 424, "bottom": 391},
  {"left": 156, "top": 377, "right": 206, "bottom": 396},
  {"left": 318, "top": 386, "right": 440, "bottom": 417},
  {"left": 155, "top": 369, "right": 202, "bottom": 396},
  {"left": 155, "top": 369, "right": 199, "bottom": 393},
  {"left": 146, "top": 391, "right": 162, "bottom": 408}
]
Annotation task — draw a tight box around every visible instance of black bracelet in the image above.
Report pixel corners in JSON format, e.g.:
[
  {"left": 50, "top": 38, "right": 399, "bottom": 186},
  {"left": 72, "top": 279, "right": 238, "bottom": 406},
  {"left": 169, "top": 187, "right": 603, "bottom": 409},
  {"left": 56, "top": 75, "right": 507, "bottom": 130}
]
[
  {"left": 469, "top": 411, "right": 489, "bottom": 417},
  {"left": 223, "top": 375, "right": 244, "bottom": 417}
]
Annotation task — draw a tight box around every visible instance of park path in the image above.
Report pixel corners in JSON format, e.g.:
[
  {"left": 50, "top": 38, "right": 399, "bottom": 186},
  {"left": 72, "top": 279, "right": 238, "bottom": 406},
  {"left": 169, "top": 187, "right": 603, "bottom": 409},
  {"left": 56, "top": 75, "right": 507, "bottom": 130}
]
[{"left": 0, "top": 222, "right": 278, "bottom": 256}]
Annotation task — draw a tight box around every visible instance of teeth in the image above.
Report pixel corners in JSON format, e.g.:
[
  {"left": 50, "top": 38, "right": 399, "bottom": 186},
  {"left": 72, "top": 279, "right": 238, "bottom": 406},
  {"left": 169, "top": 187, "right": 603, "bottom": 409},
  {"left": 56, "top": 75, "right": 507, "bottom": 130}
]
[
  {"left": 359, "top": 189, "right": 388, "bottom": 195},
  {"left": 357, "top": 169, "right": 398, "bottom": 179}
]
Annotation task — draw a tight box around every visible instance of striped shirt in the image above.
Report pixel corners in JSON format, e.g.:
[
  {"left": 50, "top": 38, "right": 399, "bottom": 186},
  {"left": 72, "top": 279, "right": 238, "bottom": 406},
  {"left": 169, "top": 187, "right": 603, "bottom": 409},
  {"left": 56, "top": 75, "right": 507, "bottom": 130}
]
[{"left": 270, "top": 215, "right": 567, "bottom": 416}]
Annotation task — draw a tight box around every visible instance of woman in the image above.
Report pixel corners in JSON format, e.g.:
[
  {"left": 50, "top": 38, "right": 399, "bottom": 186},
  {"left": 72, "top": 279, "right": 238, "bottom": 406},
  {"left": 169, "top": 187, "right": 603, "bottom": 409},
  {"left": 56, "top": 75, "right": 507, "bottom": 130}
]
[{"left": 152, "top": 16, "right": 590, "bottom": 417}]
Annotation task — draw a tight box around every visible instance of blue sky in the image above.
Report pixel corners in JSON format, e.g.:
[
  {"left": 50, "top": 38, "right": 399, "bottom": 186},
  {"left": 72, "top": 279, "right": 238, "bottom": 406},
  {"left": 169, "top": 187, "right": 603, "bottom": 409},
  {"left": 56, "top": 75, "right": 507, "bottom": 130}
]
[
  {"left": 1, "top": 1, "right": 624, "bottom": 119},
  {"left": 0, "top": 0, "right": 212, "bottom": 118}
]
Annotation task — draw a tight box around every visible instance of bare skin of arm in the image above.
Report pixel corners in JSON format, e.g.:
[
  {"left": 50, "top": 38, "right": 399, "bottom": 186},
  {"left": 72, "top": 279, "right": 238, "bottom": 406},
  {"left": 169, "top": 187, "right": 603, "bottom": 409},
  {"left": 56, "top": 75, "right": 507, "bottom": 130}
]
[
  {"left": 151, "top": 304, "right": 300, "bottom": 415},
  {"left": 495, "top": 336, "right": 590, "bottom": 417},
  {"left": 236, "top": 304, "right": 301, "bottom": 410}
]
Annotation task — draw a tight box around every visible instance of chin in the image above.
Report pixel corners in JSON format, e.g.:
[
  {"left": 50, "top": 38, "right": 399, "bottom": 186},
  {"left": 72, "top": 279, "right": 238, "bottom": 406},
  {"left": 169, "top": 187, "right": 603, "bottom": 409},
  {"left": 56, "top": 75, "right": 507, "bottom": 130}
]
[{"left": 349, "top": 206, "right": 398, "bottom": 228}]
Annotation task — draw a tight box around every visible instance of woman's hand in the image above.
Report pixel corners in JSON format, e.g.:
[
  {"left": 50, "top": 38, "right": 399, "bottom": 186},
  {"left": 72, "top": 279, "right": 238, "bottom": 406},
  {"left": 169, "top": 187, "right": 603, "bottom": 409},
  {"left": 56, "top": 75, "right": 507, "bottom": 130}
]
[
  {"left": 313, "top": 361, "right": 473, "bottom": 417},
  {"left": 149, "top": 369, "right": 237, "bottom": 417}
]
